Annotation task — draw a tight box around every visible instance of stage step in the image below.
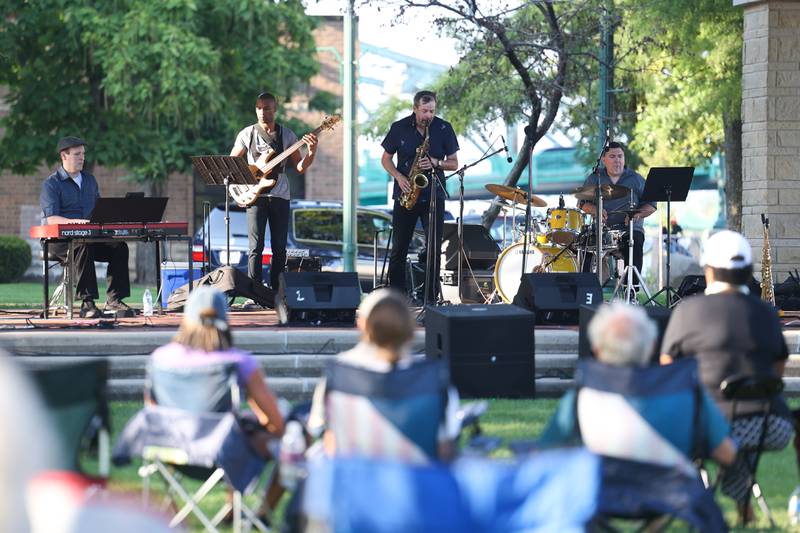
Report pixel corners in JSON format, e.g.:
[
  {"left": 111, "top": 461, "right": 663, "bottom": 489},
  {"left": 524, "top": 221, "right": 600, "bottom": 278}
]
[{"left": 6, "top": 329, "right": 800, "bottom": 401}]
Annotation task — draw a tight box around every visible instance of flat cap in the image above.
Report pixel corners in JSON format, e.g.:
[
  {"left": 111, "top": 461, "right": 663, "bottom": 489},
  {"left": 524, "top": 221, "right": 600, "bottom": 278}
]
[{"left": 56, "top": 136, "right": 86, "bottom": 153}]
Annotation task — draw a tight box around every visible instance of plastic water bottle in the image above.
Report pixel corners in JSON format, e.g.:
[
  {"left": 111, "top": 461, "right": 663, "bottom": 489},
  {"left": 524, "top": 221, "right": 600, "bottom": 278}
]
[
  {"left": 279, "top": 420, "right": 307, "bottom": 491},
  {"left": 142, "top": 289, "right": 154, "bottom": 317},
  {"left": 789, "top": 485, "right": 800, "bottom": 525}
]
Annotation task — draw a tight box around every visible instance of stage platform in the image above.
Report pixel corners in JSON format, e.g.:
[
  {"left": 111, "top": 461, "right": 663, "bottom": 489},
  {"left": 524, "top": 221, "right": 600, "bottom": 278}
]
[{"left": 1, "top": 306, "right": 799, "bottom": 401}]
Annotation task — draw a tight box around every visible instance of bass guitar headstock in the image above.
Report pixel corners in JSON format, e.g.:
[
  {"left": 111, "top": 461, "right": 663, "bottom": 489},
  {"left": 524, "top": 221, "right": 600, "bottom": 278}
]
[{"left": 320, "top": 115, "right": 342, "bottom": 131}]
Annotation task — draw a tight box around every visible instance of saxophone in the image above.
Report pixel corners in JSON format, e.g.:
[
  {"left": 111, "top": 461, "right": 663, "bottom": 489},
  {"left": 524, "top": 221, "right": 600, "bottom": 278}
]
[
  {"left": 760, "top": 213, "right": 776, "bottom": 305},
  {"left": 398, "top": 122, "right": 431, "bottom": 210}
]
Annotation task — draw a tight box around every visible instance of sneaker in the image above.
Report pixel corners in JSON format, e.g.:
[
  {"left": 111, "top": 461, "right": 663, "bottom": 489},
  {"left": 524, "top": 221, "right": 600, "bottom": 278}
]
[
  {"left": 242, "top": 298, "right": 262, "bottom": 310},
  {"left": 105, "top": 299, "right": 139, "bottom": 316},
  {"left": 79, "top": 299, "right": 102, "bottom": 319}
]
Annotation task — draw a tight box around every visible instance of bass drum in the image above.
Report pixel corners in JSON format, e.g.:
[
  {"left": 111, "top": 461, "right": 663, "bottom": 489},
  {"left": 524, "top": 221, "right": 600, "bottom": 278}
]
[{"left": 493, "top": 243, "right": 578, "bottom": 303}]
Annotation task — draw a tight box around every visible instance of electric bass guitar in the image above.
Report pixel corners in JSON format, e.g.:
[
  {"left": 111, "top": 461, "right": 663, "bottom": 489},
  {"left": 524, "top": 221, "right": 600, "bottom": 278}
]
[{"left": 229, "top": 115, "right": 341, "bottom": 207}]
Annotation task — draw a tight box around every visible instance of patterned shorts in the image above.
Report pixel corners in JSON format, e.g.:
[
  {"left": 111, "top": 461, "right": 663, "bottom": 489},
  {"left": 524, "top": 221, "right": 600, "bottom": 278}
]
[{"left": 720, "top": 414, "right": 795, "bottom": 502}]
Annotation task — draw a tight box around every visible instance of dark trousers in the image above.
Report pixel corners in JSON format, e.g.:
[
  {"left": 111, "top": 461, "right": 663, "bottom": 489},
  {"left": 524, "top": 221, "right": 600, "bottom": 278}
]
[
  {"left": 388, "top": 195, "right": 444, "bottom": 301},
  {"left": 582, "top": 229, "right": 645, "bottom": 286},
  {"left": 248, "top": 196, "right": 289, "bottom": 290},
  {"left": 50, "top": 241, "right": 130, "bottom": 302}
]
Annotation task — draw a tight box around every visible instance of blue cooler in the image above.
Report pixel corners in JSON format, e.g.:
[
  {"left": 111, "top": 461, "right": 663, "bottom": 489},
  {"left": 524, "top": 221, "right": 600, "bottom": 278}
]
[{"left": 161, "top": 262, "right": 203, "bottom": 306}]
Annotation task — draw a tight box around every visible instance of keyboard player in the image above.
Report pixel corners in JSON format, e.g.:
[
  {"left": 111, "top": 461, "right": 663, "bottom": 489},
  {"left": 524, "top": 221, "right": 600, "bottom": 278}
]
[{"left": 39, "top": 136, "right": 133, "bottom": 318}]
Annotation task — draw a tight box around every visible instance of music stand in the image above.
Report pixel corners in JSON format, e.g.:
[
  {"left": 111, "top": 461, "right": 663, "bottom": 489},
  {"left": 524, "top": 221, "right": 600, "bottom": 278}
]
[
  {"left": 191, "top": 156, "right": 256, "bottom": 266},
  {"left": 641, "top": 166, "right": 694, "bottom": 307}
]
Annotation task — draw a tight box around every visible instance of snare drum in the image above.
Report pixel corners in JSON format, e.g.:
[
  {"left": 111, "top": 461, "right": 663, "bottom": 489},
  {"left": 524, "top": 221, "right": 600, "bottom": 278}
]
[
  {"left": 546, "top": 208, "right": 585, "bottom": 245},
  {"left": 493, "top": 243, "right": 578, "bottom": 303},
  {"left": 583, "top": 228, "right": 624, "bottom": 251}
]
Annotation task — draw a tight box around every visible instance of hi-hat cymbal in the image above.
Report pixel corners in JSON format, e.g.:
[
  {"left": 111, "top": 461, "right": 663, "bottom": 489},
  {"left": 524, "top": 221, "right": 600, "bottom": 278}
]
[
  {"left": 571, "top": 183, "right": 630, "bottom": 201},
  {"left": 485, "top": 184, "right": 547, "bottom": 207}
]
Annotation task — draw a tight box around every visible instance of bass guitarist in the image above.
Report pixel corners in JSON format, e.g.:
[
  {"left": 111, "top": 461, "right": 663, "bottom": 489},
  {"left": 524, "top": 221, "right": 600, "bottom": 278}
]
[{"left": 230, "top": 92, "right": 317, "bottom": 295}]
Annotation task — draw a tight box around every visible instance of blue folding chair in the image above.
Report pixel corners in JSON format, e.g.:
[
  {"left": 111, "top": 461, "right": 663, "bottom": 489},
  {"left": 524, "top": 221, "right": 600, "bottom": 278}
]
[
  {"left": 324, "top": 357, "right": 450, "bottom": 462},
  {"left": 113, "top": 361, "right": 271, "bottom": 533},
  {"left": 301, "top": 448, "right": 600, "bottom": 532},
  {"left": 570, "top": 358, "right": 728, "bottom": 532}
]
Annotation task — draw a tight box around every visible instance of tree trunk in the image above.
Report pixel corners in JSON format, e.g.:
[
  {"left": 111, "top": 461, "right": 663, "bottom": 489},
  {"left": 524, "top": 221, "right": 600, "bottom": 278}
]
[
  {"left": 723, "top": 115, "right": 742, "bottom": 232},
  {"left": 481, "top": 134, "right": 536, "bottom": 230},
  {"left": 135, "top": 181, "right": 165, "bottom": 284}
]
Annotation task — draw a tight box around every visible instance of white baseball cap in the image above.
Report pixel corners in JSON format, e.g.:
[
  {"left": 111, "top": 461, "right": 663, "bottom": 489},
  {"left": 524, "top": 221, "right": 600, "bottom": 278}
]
[{"left": 701, "top": 230, "right": 752, "bottom": 269}]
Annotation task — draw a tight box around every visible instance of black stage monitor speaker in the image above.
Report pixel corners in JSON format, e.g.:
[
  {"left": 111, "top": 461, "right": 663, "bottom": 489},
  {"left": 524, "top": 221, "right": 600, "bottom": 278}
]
[
  {"left": 277, "top": 272, "right": 360, "bottom": 326},
  {"left": 578, "top": 304, "right": 673, "bottom": 364},
  {"left": 425, "top": 304, "right": 536, "bottom": 398},
  {"left": 676, "top": 274, "right": 761, "bottom": 300},
  {"left": 441, "top": 223, "right": 500, "bottom": 270},
  {"left": 513, "top": 272, "right": 602, "bottom": 325},
  {"left": 676, "top": 275, "right": 706, "bottom": 299}
]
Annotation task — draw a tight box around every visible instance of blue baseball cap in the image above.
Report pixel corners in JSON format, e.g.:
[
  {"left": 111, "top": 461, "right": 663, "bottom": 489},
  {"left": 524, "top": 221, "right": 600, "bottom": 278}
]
[{"left": 184, "top": 286, "right": 229, "bottom": 330}]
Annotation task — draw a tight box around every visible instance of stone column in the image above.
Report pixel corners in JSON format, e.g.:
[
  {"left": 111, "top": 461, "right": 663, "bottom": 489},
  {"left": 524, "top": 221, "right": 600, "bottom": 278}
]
[{"left": 735, "top": 0, "right": 800, "bottom": 279}]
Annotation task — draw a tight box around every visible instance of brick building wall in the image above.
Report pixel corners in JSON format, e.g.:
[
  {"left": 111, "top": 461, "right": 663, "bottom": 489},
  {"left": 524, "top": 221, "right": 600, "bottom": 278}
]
[
  {"left": 736, "top": 0, "right": 800, "bottom": 278},
  {"left": 289, "top": 16, "right": 347, "bottom": 201}
]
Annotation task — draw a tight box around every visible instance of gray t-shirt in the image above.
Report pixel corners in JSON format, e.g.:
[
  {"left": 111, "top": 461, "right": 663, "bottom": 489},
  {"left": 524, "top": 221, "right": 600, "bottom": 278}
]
[{"left": 233, "top": 124, "right": 299, "bottom": 200}]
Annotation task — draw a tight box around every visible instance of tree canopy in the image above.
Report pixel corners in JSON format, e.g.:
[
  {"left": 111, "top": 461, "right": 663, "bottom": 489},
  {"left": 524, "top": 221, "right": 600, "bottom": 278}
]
[
  {"left": 558, "top": 0, "right": 743, "bottom": 227},
  {"left": 365, "top": 0, "right": 743, "bottom": 228},
  {"left": 0, "top": 0, "right": 320, "bottom": 183}
]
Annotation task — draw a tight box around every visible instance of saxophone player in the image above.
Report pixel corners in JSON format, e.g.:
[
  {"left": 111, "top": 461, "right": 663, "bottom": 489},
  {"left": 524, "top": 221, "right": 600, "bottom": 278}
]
[{"left": 380, "top": 90, "right": 459, "bottom": 302}]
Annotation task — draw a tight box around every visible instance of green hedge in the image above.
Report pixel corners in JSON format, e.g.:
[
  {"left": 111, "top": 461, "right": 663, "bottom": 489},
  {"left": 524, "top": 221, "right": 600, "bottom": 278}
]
[{"left": 0, "top": 236, "right": 32, "bottom": 283}]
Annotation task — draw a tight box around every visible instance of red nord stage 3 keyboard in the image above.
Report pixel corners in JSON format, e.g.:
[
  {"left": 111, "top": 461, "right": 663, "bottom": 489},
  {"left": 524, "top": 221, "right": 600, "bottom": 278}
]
[{"left": 30, "top": 222, "right": 189, "bottom": 239}]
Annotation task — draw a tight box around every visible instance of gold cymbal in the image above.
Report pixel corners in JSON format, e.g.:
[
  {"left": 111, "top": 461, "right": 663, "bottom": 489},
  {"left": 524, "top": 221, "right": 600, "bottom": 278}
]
[
  {"left": 571, "top": 183, "right": 631, "bottom": 201},
  {"left": 485, "top": 184, "right": 547, "bottom": 207}
]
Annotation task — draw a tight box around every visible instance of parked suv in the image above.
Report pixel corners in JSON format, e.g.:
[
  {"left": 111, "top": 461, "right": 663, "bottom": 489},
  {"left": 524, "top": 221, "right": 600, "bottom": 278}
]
[{"left": 193, "top": 200, "right": 423, "bottom": 291}]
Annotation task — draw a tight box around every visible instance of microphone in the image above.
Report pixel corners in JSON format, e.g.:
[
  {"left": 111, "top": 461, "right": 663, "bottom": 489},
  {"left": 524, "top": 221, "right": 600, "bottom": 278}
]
[
  {"left": 501, "top": 136, "right": 513, "bottom": 163},
  {"left": 559, "top": 194, "right": 565, "bottom": 209}
]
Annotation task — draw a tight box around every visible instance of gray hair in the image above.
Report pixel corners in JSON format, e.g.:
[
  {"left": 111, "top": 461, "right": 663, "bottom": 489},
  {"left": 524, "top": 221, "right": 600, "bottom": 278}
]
[{"left": 587, "top": 303, "right": 657, "bottom": 367}]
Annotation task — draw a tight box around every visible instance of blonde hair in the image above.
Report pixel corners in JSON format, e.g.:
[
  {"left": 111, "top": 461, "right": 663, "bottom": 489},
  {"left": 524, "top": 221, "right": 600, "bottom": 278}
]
[
  {"left": 173, "top": 308, "right": 233, "bottom": 351},
  {"left": 359, "top": 289, "right": 414, "bottom": 363}
]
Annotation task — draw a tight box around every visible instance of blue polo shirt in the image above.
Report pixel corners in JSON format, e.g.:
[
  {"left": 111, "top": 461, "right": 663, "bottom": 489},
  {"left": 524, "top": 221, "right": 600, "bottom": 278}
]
[
  {"left": 381, "top": 114, "right": 459, "bottom": 202},
  {"left": 577, "top": 168, "right": 655, "bottom": 234},
  {"left": 40, "top": 167, "right": 100, "bottom": 221}
]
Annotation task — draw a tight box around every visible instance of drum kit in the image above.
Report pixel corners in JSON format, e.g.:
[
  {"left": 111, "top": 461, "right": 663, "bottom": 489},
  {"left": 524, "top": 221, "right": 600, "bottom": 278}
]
[{"left": 488, "top": 183, "right": 633, "bottom": 303}]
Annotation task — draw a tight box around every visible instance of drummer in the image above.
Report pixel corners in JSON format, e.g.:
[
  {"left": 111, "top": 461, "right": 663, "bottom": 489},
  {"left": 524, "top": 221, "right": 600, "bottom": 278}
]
[{"left": 578, "top": 141, "right": 656, "bottom": 286}]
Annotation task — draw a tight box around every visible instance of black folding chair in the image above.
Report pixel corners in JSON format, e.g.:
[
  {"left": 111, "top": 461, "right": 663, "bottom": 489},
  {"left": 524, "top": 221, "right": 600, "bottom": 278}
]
[
  {"left": 720, "top": 374, "right": 785, "bottom": 528},
  {"left": 29, "top": 360, "right": 111, "bottom": 482}
]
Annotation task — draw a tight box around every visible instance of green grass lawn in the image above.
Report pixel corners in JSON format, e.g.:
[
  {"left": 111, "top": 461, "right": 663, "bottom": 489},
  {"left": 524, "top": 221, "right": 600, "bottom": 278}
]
[
  {"left": 0, "top": 282, "right": 154, "bottom": 308},
  {"left": 101, "top": 398, "right": 799, "bottom": 532}
]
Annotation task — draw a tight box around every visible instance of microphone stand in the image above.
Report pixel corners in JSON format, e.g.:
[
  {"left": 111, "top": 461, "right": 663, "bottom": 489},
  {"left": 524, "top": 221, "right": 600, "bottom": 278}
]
[
  {"left": 521, "top": 167, "right": 533, "bottom": 276},
  {"left": 521, "top": 130, "right": 535, "bottom": 276},
  {"left": 419, "top": 164, "right": 450, "bottom": 321},
  {"left": 591, "top": 133, "right": 611, "bottom": 285},
  {"left": 446, "top": 146, "right": 507, "bottom": 303}
]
